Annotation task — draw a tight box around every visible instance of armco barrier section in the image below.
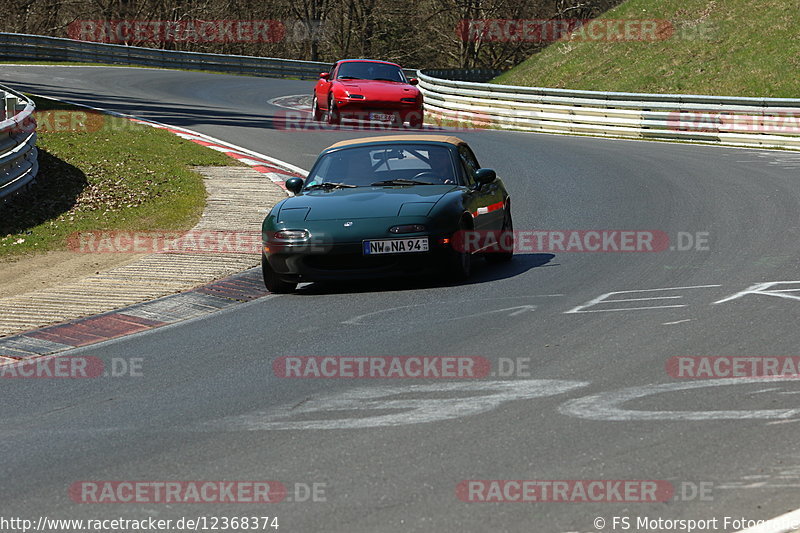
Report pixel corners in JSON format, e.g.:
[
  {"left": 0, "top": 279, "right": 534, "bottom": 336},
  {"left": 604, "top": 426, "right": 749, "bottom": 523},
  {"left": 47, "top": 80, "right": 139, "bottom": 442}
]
[
  {"left": 0, "top": 32, "right": 333, "bottom": 79},
  {"left": 0, "top": 32, "right": 420, "bottom": 80},
  {"left": 417, "top": 71, "right": 800, "bottom": 150},
  {"left": 0, "top": 85, "right": 38, "bottom": 199}
]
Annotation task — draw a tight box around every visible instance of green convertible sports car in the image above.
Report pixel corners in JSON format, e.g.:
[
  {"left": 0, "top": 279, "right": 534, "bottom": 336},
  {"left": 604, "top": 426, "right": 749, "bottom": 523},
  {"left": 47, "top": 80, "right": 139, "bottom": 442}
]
[{"left": 261, "top": 135, "right": 513, "bottom": 293}]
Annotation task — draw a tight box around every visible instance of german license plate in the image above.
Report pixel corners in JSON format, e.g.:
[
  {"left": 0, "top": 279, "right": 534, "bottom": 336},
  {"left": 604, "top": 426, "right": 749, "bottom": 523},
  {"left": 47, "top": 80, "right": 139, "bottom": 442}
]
[
  {"left": 363, "top": 237, "right": 429, "bottom": 255},
  {"left": 369, "top": 112, "right": 394, "bottom": 122}
]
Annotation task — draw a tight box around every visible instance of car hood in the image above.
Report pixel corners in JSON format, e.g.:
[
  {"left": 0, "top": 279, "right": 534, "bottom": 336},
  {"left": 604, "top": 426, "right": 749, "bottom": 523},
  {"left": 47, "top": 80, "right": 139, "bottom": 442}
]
[
  {"left": 278, "top": 186, "right": 457, "bottom": 221},
  {"left": 336, "top": 80, "right": 419, "bottom": 99}
]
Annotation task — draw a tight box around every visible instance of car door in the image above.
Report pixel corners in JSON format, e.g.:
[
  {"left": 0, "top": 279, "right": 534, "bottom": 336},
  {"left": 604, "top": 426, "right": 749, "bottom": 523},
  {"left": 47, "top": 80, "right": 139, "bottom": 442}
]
[
  {"left": 458, "top": 144, "right": 505, "bottom": 232},
  {"left": 315, "top": 63, "right": 336, "bottom": 110}
]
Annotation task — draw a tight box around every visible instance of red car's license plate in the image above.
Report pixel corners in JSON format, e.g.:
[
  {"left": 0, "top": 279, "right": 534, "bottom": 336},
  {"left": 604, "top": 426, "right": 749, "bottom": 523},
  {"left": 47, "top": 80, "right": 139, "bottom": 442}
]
[{"left": 369, "top": 112, "right": 394, "bottom": 122}]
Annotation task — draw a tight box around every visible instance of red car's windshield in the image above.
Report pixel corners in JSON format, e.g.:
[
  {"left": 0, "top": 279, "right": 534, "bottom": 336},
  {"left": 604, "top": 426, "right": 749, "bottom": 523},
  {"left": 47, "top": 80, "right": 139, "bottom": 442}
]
[{"left": 336, "top": 61, "right": 406, "bottom": 83}]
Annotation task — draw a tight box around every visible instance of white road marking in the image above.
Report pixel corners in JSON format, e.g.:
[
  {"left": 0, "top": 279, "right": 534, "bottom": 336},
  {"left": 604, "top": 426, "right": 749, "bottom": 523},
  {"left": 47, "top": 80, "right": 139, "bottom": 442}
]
[
  {"left": 714, "top": 281, "right": 800, "bottom": 304},
  {"left": 663, "top": 319, "right": 692, "bottom": 325},
  {"left": 206, "top": 380, "right": 588, "bottom": 430},
  {"left": 560, "top": 378, "right": 800, "bottom": 421},
  {"left": 750, "top": 388, "right": 784, "bottom": 394},
  {"left": 506, "top": 305, "right": 537, "bottom": 316},
  {"left": 267, "top": 94, "right": 312, "bottom": 111},
  {"left": 565, "top": 285, "right": 721, "bottom": 314},
  {"left": 343, "top": 296, "right": 562, "bottom": 325}
]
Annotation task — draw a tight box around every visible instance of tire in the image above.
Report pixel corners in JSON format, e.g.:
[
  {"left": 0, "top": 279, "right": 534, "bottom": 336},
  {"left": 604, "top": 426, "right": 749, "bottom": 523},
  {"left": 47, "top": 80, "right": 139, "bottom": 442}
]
[
  {"left": 486, "top": 204, "right": 514, "bottom": 263},
  {"left": 262, "top": 254, "right": 297, "bottom": 293},
  {"left": 408, "top": 111, "right": 423, "bottom": 129},
  {"left": 446, "top": 218, "right": 473, "bottom": 281},
  {"left": 388, "top": 113, "right": 402, "bottom": 129},
  {"left": 311, "top": 95, "right": 322, "bottom": 121},
  {"left": 326, "top": 98, "right": 340, "bottom": 125}
]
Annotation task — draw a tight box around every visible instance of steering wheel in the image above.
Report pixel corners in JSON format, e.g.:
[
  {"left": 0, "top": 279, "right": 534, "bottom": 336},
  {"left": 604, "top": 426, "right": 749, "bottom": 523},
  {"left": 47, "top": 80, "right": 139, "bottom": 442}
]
[{"left": 411, "top": 171, "right": 440, "bottom": 182}]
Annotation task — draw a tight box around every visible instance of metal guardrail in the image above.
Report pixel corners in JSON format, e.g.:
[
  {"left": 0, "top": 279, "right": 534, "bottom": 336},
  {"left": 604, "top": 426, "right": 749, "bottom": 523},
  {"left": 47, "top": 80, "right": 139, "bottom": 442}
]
[
  {"left": 422, "top": 69, "right": 504, "bottom": 83},
  {"left": 417, "top": 71, "right": 800, "bottom": 150},
  {"left": 0, "top": 85, "right": 38, "bottom": 200},
  {"left": 0, "top": 32, "right": 422, "bottom": 80},
  {"left": 0, "top": 32, "right": 334, "bottom": 79}
]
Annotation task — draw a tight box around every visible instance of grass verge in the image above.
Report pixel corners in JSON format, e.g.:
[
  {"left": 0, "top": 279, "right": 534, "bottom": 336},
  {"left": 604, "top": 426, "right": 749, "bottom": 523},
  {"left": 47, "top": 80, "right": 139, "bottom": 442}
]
[
  {"left": 0, "top": 95, "right": 239, "bottom": 258},
  {"left": 492, "top": 0, "right": 800, "bottom": 98}
]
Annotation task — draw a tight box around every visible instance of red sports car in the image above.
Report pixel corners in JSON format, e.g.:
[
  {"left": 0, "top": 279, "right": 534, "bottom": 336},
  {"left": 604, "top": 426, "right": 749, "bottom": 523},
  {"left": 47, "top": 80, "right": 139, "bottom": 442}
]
[{"left": 312, "top": 59, "right": 424, "bottom": 128}]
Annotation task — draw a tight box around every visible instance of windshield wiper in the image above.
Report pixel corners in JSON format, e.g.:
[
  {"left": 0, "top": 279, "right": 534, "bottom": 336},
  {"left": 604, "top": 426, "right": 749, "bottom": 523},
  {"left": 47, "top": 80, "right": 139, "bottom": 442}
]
[
  {"left": 372, "top": 77, "right": 398, "bottom": 82},
  {"left": 305, "top": 182, "right": 358, "bottom": 190},
  {"left": 371, "top": 179, "right": 433, "bottom": 186},
  {"left": 337, "top": 76, "right": 360, "bottom": 80}
]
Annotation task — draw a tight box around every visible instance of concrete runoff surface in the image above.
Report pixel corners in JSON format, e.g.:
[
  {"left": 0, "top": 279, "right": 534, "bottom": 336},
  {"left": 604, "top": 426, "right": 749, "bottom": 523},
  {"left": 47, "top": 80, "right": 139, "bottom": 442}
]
[
  {"left": 0, "top": 166, "right": 288, "bottom": 337},
  {"left": 1, "top": 66, "right": 800, "bottom": 533}
]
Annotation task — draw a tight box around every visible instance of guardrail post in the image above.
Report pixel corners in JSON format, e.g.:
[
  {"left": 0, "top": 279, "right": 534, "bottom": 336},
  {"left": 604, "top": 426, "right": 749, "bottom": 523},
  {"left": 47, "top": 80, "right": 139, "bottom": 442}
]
[
  {"left": 0, "top": 84, "right": 38, "bottom": 199},
  {"left": 5, "top": 95, "right": 19, "bottom": 122}
]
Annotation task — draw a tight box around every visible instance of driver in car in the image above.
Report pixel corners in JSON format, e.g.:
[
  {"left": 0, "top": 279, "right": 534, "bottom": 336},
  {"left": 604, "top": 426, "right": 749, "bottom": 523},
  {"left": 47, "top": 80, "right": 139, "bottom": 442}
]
[
  {"left": 427, "top": 153, "right": 456, "bottom": 185},
  {"left": 345, "top": 152, "right": 377, "bottom": 185}
]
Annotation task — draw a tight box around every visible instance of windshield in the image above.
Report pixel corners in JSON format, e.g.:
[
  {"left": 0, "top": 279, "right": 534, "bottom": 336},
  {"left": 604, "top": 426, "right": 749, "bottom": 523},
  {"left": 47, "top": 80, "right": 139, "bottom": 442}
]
[
  {"left": 336, "top": 61, "right": 407, "bottom": 82},
  {"left": 305, "top": 144, "right": 459, "bottom": 188}
]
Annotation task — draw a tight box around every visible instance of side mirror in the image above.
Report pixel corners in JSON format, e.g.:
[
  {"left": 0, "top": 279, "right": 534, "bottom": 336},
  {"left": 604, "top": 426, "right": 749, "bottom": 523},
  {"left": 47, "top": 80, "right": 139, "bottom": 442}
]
[
  {"left": 319, "top": 72, "right": 330, "bottom": 80},
  {"left": 475, "top": 168, "right": 496, "bottom": 185},
  {"left": 286, "top": 177, "right": 304, "bottom": 194},
  {"left": 408, "top": 78, "right": 419, "bottom": 86}
]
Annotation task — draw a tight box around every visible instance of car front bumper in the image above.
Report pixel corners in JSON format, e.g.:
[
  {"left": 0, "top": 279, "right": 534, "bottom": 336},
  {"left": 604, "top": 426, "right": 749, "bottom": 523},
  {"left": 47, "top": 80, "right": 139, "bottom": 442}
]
[
  {"left": 334, "top": 101, "right": 423, "bottom": 123},
  {"left": 264, "top": 237, "right": 451, "bottom": 282}
]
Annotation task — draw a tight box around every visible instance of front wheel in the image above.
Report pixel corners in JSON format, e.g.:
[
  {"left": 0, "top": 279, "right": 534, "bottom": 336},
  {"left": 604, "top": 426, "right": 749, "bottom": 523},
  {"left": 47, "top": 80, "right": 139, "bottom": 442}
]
[
  {"left": 326, "top": 99, "right": 340, "bottom": 125},
  {"left": 311, "top": 95, "right": 322, "bottom": 121},
  {"left": 408, "top": 112, "right": 423, "bottom": 129},
  {"left": 262, "top": 254, "right": 297, "bottom": 293},
  {"left": 485, "top": 205, "right": 514, "bottom": 263},
  {"left": 446, "top": 219, "right": 473, "bottom": 281}
]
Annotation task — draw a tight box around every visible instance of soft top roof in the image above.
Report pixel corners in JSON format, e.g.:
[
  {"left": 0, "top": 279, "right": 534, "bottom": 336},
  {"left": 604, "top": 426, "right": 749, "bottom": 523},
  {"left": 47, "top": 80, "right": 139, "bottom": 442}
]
[{"left": 324, "top": 135, "right": 466, "bottom": 151}]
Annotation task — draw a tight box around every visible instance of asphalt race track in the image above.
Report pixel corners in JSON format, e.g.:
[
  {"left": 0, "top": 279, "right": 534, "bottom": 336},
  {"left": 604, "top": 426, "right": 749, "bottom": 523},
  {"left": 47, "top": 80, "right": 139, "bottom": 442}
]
[{"left": 2, "top": 66, "right": 800, "bottom": 532}]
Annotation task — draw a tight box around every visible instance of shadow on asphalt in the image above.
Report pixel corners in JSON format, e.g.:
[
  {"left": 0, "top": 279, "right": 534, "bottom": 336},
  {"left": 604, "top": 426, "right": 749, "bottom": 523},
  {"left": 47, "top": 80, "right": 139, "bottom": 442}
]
[{"left": 291, "top": 253, "right": 557, "bottom": 295}]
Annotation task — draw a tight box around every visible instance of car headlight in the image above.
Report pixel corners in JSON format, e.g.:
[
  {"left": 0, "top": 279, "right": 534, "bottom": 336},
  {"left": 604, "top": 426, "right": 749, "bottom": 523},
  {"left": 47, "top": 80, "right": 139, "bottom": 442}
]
[
  {"left": 272, "top": 229, "right": 310, "bottom": 241},
  {"left": 389, "top": 224, "right": 426, "bottom": 234}
]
